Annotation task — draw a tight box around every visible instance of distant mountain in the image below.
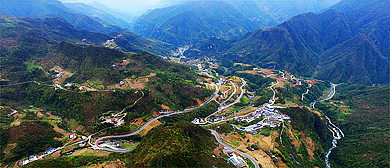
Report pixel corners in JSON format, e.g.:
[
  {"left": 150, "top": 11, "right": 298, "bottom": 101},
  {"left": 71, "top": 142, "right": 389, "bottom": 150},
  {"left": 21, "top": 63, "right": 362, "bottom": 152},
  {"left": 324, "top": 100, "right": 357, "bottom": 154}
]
[
  {"left": 0, "top": 0, "right": 125, "bottom": 34},
  {"left": 63, "top": 2, "right": 132, "bottom": 30},
  {"left": 133, "top": 0, "right": 258, "bottom": 45},
  {"left": 187, "top": 1, "right": 389, "bottom": 85},
  {"left": 251, "top": 0, "right": 337, "bottom": 24},
  {"left": 88, "top": 1, "right": 135, "bottom": 23},
  {"left": 133, "top": 0, "right": 337, "bottom": 45}
]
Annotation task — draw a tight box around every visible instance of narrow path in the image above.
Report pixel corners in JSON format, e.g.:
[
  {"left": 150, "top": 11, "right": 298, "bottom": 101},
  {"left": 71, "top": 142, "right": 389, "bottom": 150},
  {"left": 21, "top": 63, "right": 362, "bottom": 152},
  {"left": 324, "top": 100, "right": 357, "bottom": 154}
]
[{"left": 269, "top": 80, "right": 279, "bottom": 105}]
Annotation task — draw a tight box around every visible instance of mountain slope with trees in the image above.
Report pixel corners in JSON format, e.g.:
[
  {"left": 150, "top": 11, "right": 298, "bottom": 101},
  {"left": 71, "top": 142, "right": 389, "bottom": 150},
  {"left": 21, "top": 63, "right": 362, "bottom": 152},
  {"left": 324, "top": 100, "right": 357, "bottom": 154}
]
[
  {"left": 0, "top": 0, "right": 125, "bottom": 34},
  {"left": 133, "top": 0, "right": 258, "bottom": 45},
  {"left": 187, "top": 0, "right": 389, "bottom": 85}
]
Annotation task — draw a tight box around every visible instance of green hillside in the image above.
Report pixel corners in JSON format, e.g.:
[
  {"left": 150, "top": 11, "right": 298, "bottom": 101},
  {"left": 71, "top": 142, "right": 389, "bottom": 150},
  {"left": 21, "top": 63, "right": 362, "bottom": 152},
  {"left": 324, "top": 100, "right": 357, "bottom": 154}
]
[
  {"left": 0, "top": 0, "right": 125, "bottom": 34},
  {"left": 317, "top": 84, "right": 390, "bottom": 167},
  {"left": 188, "top": 1, "right": 390, "bottom": 85},
  {"left": 21, "top": 121, "right": 233, "bottom": 168},
  {"left": 133, "top": 1, "right": 257, "bottom": 45}
]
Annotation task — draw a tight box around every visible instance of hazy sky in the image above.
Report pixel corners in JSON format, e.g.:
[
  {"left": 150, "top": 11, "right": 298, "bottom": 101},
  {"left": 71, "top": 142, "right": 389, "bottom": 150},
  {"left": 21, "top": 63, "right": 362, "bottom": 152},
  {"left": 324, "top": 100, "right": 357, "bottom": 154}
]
[{"left": 60, "top": 0, "right": 162, "bottom": 15}]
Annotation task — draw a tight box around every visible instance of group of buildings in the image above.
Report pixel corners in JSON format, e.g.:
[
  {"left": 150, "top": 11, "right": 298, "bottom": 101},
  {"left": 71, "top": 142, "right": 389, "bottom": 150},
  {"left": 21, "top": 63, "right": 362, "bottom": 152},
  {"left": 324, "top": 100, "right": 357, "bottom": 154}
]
[
  {"left": 222, "top": 148, "right": 247, "bottom": 167},
  {"left": 17, "top": 148, "right": 58, "bottom": 166},
  {"left": 234, "top": 105, "right": 290, "bottom": 133}
]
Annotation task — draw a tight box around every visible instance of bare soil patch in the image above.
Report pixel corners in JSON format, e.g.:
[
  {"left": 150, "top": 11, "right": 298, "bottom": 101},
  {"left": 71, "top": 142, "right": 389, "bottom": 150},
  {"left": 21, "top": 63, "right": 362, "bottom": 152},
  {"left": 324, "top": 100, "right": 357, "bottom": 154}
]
[
  {"left": 301, "top": 133, "right": 315, "bottom": 159},
  {"left": 287, "top": 127, "right": 301, "bottom": 148},
  {"left": 161, "top": 104, "right": 171, "bottom": 111},
  {"left": 139, "top": 120, "right": 161, "bottom": 136},
  {"left": 46, "top": 112, "right": 61, "bottom": 119},
  {"left": 71, "top": 148, "right": 111, "bottom": 157}
]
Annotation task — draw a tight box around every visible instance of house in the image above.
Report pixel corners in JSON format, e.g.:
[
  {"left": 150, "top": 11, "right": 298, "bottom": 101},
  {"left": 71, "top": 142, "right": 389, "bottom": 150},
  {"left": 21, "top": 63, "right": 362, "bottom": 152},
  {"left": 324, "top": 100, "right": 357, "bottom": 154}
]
[
  {"left": 119, "top": 81, "right": 125, "bottom": 85},
  {"left": 228, "top": 153, "right": 246, "bottom": 167},
  {"left": 64, "top": 83, "right": 72, "bottom": 87},
  {"left": 79, "top": 142, "right": 85, "bottom": 147},
  {"left": 45, "top": 148, "right": 56, "bottom": 154},
  {"left": 69, "top": 134, "right": 76, "bottom": 139},
  {"left": 18, "top": 160, "right": 25, "bottom": 166},
  {"left": 29, "top": 155, "right": 37, "bottom": 161}
]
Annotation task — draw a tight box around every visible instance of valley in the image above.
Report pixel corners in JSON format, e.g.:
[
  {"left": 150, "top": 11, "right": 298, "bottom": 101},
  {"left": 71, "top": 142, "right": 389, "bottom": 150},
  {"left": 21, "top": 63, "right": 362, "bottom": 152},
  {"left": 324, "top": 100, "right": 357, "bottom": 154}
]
[{"left": 0, "top": 0, "right": 389, "bottom": 168}]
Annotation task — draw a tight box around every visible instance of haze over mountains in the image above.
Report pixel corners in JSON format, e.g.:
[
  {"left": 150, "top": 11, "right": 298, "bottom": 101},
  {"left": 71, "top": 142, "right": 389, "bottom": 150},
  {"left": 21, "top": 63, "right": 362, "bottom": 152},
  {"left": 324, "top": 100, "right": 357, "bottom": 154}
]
[
  {"left": 187, "top": 1, "right": 389, "bottom": 85},
  {"left": 132, "top": 0, "right": 337, "bottom": 45},
  {"left": 1, "top": 0, "right": 388, "bottom": 86},
  {"left": 1, "top": 1, "right": 390, "bottom": 168}
]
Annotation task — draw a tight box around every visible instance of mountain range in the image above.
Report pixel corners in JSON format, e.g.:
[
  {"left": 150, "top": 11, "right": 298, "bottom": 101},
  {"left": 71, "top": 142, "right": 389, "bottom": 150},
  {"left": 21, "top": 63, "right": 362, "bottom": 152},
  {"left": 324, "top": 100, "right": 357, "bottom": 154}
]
[
  {"left": 132, "top": 0, "right": 336, "bottom": 45},
  {"left": 0, "top": 0, "right": 126, "bottom": 34},
  {"left": 187, "top": 0, "right": 389, "bottom": 85}
]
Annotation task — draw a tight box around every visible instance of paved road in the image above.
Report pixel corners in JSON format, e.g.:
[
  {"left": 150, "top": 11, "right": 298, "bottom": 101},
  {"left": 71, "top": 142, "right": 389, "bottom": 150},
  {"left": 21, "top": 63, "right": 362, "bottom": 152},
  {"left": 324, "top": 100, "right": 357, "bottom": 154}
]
[
  {"left": 269, "top": 80, "right": 279, "bottom": 105},
  {"left": 204, "top": 78, "right": 246, "bottom": 122},
  {"left": 92, "top": 79, "right": 223, "bottom": 152},
  {"left": 310, "top": 83, "right": 337, "bottom": 108},
  {"left": 210, "top": 130, "right": 259, "bottom": 168}
]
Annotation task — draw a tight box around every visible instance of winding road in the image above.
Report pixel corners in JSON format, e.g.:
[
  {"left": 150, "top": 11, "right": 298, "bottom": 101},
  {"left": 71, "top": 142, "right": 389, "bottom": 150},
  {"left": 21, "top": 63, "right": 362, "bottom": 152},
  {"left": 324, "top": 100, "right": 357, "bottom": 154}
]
[
  {"left": 210, "top": 130, "right": 259, "bottom": 168},
  {"left": 91, "top": 79, "right": 223, "bottom": 152}
]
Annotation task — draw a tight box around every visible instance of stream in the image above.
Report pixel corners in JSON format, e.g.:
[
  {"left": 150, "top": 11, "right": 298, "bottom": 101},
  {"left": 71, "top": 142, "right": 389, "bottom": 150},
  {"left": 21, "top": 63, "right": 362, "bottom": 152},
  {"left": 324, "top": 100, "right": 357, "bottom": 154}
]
[{"left": 310, "top": 83, "right": 344, "bottom": 168}]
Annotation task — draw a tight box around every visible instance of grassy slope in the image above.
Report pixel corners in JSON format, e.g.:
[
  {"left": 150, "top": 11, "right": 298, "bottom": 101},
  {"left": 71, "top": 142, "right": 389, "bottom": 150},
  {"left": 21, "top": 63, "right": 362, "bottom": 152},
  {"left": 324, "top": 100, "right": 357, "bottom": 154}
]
[
  {"left": 317, "top": 84, "right": 390, "bottom": 167},
  {"left": 23, "top": 121, "right": 233, "bottom": 168}
]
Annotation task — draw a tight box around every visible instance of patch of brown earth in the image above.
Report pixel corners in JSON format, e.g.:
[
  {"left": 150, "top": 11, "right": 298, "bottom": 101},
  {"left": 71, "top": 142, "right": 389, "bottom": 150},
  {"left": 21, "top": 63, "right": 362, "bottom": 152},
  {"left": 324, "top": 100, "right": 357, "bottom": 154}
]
[
  {"left": 50, "top": 66, "right": 74, "bottom": 85},
  {"left": 46, "top": 112, "right": 61, "bottom": 119},
  {"left": 287, "top": 127, "right": 301, "bottom": 148},
  {"left": 301, "top": 133, "right": 315, "bottom": 159},
  {"left": 161, "top": 104, "right": 171, "bottom": 111},
  {"left": 203, "top": 78, "right": 212, "bottom": 83},
  {"left": 139, "top": 120, "right": 161, "bottom": 136},
  {"left": 87, "top": 160, "right": 126, "bottom": 168},
  {"left": 71, "top": 148, "right": 111, "bottom": 157},
  {"left": 213, "top": 144, "right": 224, "bottom": 156},
  {"left": 152, "top": 111, "right": 159, "bottom": 117},
  {"left": 10, "top": 120, "right": 21, "bottom": 127},
  {"left": 306, "top": 80, "right": 319, "bottom": 84},
  {"left": 53, "top": 124, "right": 66, "bottom": 136},
  {"left": 51, "top": 150, "right": 61, "bottom": 158},
  {"left": 130, "top": 118, "right": 143, "bottom": 126},
  {"left": 229, "top": 133, "right": 279, "bottom": 168},
  {"left": 36, "top": 111, "right": 44, "bottom": 118}
]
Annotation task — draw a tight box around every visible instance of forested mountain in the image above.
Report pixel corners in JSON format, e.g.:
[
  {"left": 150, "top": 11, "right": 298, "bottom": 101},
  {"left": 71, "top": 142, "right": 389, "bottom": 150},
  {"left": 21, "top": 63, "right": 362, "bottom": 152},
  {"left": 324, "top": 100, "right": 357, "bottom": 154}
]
[
  {"left": 0, "top": 15, "right": 175, "bottom": 83},
  {"left": 0, "top": 0, "right": 125, "bottom": 34},
  {"left": 63, "top": 2, "right": 132, "bottom": 30},
  {"left": 318, "top": 84, "right": 390, "bottom": 167},
  {"left": 1, "top": 15, "right": 214, "bottom": 164},
  {"left": 132, "top": 0, "right": 336, "bottom": 45},
  {"left": 187, "top": 0, "right": 389, "bottom": 85},
  {"left": 225, "top": 0, "right": 336, "bottom": 28},
  {"left": 88, "top": 1, "right": 136, "bottom": 23},
  {"left": 133, "top": 0, "right": 258, "bottom": 45}
]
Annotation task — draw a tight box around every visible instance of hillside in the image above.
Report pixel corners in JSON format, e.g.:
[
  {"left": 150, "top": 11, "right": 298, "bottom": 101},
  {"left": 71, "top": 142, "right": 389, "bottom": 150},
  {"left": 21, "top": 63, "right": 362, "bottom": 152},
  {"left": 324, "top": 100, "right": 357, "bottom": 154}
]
[
  {"left": 316, "top": 84, "right": 390, "bottom": 167},
  {"left": 63, "top": 2, "right": 132, "bottom": 30},
  {"left": 20, "top": 122, "right": 233, "bottom": 167},
  {"left": 133, "top": 0, "right": 257, "bottom": 45},
  {"left": 1, "top": 16, "right": 214, "bottom": 164},
  {"left": 0, "top": 0, "right": 125, "bottom": 34},
  {"left": 187, "top": 0, "right": 389, "bottom": 85},
  {"left": 226, "top": 0, "right": 336, "bottom": 28}
]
